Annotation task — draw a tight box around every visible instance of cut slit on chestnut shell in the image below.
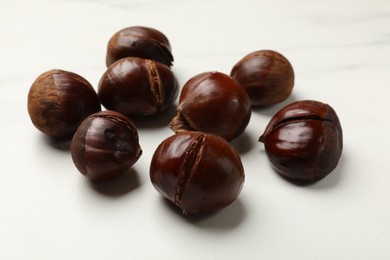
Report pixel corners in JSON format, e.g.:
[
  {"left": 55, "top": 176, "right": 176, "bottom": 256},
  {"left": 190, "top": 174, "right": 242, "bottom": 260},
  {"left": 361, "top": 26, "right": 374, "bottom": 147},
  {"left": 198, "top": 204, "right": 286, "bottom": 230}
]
[
  {"left": 259, "top": 100, "right": 343, "bottom": 183},
  {"left": 150, "top": 132, "right": 245, "bottom": 214}
]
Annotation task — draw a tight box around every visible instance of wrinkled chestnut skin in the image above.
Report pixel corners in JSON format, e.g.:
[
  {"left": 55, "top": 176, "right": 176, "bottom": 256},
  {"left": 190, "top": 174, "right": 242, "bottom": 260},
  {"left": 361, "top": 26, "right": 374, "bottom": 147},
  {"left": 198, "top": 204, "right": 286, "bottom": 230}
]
[
  {"left": 106, "top": 26, "right": 173, "bottom": 67},
  {"left": 98, "top": 57, "right": 178, "bottom": 117},
  {"left": 170, "top": 71, "right": 251, "bottom": 141},
  {"left": 231, "top": 50, "right": 294, "bottom": 106},
  {"left": 150, "top": 132, "right": 245, "bottom": 214},
  {"left": 27, "top": 69, "right": 101, "bottom": 139},
  {"left": 259, "top": 100, "right": 343, "bottom": 183},
  {"left": 71, "top": 110, "right": 142, "bottom": 181}
]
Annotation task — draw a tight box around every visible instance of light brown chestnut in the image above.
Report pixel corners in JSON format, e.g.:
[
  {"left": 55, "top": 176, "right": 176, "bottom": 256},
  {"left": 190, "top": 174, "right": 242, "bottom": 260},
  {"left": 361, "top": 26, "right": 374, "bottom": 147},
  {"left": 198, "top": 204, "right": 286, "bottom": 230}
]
[
  {"left": 150, "top": 132, "right": 245, "bottom": 214},
  {"left": 98, "top": 57, "right": 178, "bottom": 117},
  {"left": 231, "top": 50, "right": 294, "bottom": 106},
  {"left": 71, "top": 110, "right": 142, "bottom": 181},
  {"left": 170, "top": 71, "right": 251, "bottom": 141},
  {"left": 259, "top": 100, "right": 343, "bottom": 183},
  {"left": 106, "top": 26, "right": 173, "bottom": 67},
  {"left": 27, "top": 69, "right": 101, "bottom": 139}
]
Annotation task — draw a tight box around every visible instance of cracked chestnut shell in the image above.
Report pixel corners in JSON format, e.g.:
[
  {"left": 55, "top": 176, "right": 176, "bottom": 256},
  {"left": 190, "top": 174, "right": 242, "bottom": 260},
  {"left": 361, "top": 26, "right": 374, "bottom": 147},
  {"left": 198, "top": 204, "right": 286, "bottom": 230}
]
[
  {"left": 71, "top": 110, "right": 142, "bottom": 181},
  {"left": 259, "top": 100, "right": 343, "bottom": 183},
  {"left": 169, "top": 71, "right": 251, "bottom": 141},
  {"left": 98, "top": 57, "right": 178, "bottom": 117},
  {"left": 230, "top": 50, "right": 294, "bottom": 106},
  {"left": 150, "top": 132, "right": 245, "bottom": 214},
  {"left": 106, "top": 26, "right": 173, "bottom": 67},
  {"left": 27, "top": 69, "right": 101, "bottom": 139}
]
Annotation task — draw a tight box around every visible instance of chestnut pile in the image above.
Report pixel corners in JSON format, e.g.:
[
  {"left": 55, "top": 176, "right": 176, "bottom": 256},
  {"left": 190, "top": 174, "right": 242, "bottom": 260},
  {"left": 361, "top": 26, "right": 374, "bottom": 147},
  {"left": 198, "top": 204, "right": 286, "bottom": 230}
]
[{"left": 27, "top": 26, "right": 343, "bottom": 215}]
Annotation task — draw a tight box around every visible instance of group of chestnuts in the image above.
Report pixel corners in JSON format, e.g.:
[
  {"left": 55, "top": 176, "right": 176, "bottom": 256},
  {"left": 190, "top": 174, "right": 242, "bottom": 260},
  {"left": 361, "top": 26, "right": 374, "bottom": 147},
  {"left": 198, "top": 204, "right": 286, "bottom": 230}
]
[{"left": 27, "top": 26, "right": 343, "bottom": 215}]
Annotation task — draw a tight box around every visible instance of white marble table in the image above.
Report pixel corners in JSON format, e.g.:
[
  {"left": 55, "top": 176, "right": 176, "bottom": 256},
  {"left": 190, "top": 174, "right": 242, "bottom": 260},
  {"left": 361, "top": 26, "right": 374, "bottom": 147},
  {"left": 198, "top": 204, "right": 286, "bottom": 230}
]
[{"left": 1, "top": 0, "right": 390, "bottom": 259}]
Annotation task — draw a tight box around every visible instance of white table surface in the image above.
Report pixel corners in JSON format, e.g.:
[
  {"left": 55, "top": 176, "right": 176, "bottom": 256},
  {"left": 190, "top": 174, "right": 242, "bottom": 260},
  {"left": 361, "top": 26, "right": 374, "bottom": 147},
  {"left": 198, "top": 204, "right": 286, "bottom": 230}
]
[{"left": 2, "top": 0, "right": 390, "bottom": 259}]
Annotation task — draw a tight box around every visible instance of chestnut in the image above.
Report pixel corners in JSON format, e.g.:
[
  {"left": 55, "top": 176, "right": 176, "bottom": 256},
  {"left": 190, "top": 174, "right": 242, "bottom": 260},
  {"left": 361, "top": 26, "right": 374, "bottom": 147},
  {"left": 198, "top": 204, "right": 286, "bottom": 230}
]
[
  {"left": 106, "top": 26, "right": 173, "bottom": 67},
  {"left": 150, "top": 132, "right": 245, "bottom": 214},
  {"left": 27, "top": 69, "right": 101, "bottom": 139},
  {"left": 259, "top": 100, "right": 343, "bottom": 183},
  {"left": 169, "top": 71, "right": 251, "bottom": 141},
  {"left": 230, "top": 50, "right": 294, "bottom": 106},
  {"left": 71, "top": 110, "right": 142, "bottom": 181},
  {"left": 98, "top": 57, "right": 179, "bottom": 117}
]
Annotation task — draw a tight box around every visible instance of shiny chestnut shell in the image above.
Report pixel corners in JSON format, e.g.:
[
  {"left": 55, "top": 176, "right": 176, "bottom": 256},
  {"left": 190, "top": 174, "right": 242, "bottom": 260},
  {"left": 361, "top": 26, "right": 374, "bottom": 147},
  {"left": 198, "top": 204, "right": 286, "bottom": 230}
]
[
  {"left": 231, "top": 50, "right": 294, "bottom": 106},
  {"left": 169, "top": 71, "right": 251, "bottom": 141},
  {"left": 27, "top": 69, "right": 101, "bottom": 139},
  {"left": 259, "top": 100, "right": 343, "bottom": 183},
  {"left": 71, "top": 110, "right": 142, "bottom": 181},
  {"left": 98, "top": 57, "right": 178, "bottom": 117},
  {"left": 106, "top": 26, "right": 173, "bottom": 67},
  {"left": 150, "top": 132, "right": 245, "bottom": 214}
]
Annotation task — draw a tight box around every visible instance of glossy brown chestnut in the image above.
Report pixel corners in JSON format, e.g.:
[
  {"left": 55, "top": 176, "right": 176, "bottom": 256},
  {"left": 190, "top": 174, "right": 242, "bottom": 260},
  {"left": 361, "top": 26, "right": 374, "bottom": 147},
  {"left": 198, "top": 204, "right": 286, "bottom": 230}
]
[
  {"left": 98, "top": 57, "right": 178, "bottom": 117},
  {"left": 259, "top": 100, "right": 343, "bottom": 183},
  {"left": 27, "top": 69, "right": 101, "bottom": 139},
  {"left": 231, "top": 50, "right": 294, "bottom": 106},
  {"left": 71, "top": 110, "right": 142, "bottom": 181},
  {"left": 169, "top": 71, "right": 251, "bottom": 141},
  {"left": 106, "top": 26, "right": 173, "bottom": 67},
  {"left": 150, "top": 132, "right": 245, "bottom": 214}
]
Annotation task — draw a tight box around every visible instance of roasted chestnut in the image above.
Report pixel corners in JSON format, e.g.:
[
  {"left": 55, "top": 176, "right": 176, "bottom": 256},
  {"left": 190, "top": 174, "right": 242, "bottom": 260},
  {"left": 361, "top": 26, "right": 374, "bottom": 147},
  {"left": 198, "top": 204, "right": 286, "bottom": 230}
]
[
  {"left": 150, "top": 132, "right": 245, "bottom": 214},
  {"left": 231, "top": 50, "right": 294, "bottom": 106},
  {"left": 98, "top": 57, "right": 178, "bottom": 117},
  {"left": 71, "top": 110, "right": 142, "bottom": 181},
  {"left": 259, "top": 100, "right": 343, "bottom": 183},
  {"left": 170, "top": 71, "right": 251, "bottom": 141},
  {"left": 106, "top": 26, "right": 173, "bottom": 67},
  {"left": 27, "top": 69, "right": 101, "bottom": 139}
]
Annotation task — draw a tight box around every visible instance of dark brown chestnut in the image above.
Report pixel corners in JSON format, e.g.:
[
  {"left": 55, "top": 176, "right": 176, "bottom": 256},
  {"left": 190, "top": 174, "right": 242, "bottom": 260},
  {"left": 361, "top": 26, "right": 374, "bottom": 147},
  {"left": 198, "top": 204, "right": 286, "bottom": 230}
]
[
  {"left": 98, "top": 57, "right": 178, "bottom": 117},
  {"left": 230, "top": 50, "right": 294, "bottom": 106},
  {"left": 259, "top": 100, "right": 343, "bottom": 183},
  {"left": 71, "top": 110, "right": 142, "bottom": 181},
  {"left": 150, "top": 132, "right": 245, "bottom": 214},
  {"left": 169, "top": 71, "right": 251, "bottom": 141},
  {"left": 27, "top": 69, "right": 101, "bottom": 139},
  {"left": 106, "top": 26, "right": 173, "bottom": 67}
]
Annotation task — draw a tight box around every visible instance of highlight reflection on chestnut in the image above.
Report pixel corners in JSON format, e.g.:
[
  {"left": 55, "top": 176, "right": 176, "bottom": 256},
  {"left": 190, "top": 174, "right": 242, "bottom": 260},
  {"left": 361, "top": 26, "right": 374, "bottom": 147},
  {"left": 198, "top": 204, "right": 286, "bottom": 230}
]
[
  {"left": 259, "top": 100, "right": 343, "bottom": 183},
  {"left": 150, "top": 132, "right": 245, "bottom": 214}
]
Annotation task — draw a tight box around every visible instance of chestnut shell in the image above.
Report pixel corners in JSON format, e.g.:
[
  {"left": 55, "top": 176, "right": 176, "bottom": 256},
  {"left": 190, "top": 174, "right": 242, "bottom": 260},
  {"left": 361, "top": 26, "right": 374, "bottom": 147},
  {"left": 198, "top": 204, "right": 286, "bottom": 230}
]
[
  {"left": 150, "top": 132, "right": 245, "bottom": 214},
  {"left": 170, "top": 71, "right": 251, "bottom": 141},
  {"left": 231, "top": 50, "right": 294, "bottom": 106},
  {"left": 71, "top": 110, "right": 142, "bottom": 181},
  {"left": 259, "top": 100, "right": 343, "bottom": 183},
  {"left": 106, "top": 26, "right": 173, "bottom": 67},
  {"left": 98, "top": 57, "right": 178, "bottom": 117},
  {"left": 27, "top": 69, "right": 101, "bottom": 139}
]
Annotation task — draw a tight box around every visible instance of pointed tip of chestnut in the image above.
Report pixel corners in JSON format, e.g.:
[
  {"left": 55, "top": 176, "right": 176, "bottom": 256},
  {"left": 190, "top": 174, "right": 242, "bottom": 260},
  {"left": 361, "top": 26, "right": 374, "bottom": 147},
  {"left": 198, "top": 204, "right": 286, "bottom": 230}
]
[
  {"left": 258, "top": 134, "right": 265, "bottom": 143},
  {"left": 169, "top": 111, "right": 194, "bottom": 134}
]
